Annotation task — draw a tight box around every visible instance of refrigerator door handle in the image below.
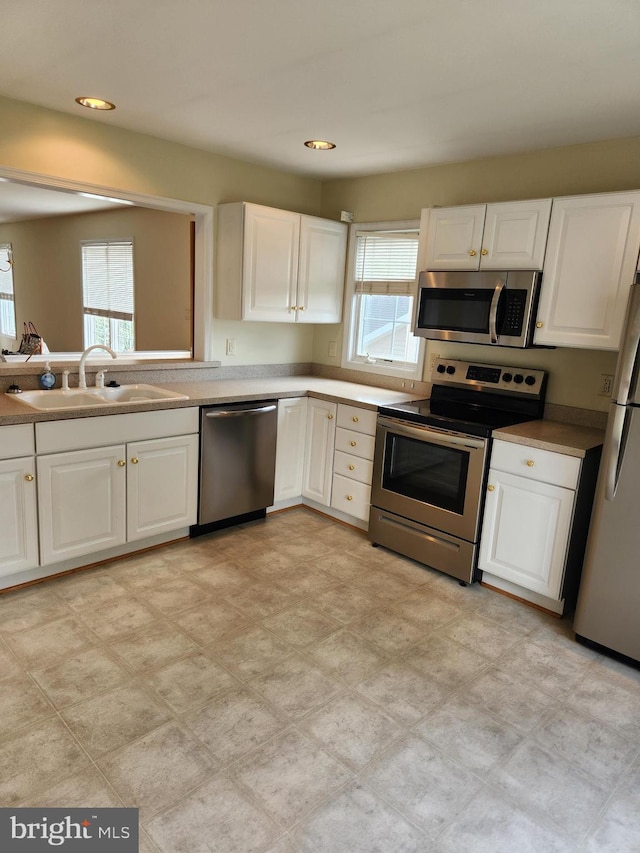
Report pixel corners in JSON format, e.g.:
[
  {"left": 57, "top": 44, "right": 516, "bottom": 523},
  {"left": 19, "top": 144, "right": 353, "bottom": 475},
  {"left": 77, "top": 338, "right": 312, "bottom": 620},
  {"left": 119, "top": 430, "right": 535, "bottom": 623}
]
[
  {"left": 613, "top": 284, "right": 640, "bottom": 406},
  {"left": 604, "top": 403, "right": 628, "bottom": 502}
]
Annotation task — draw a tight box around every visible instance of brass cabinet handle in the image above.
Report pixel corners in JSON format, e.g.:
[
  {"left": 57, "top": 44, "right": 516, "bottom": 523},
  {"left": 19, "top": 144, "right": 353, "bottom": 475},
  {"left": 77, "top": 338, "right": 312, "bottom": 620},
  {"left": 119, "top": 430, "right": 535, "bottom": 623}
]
[
  {"left": 117, "top": 460, "right": 126, "bottom": 467},
  {"left": 347, "top": 495, "right": 353, "bottom": 501},
  {"left": 350, "top": 440, "right": 357, "bottom": 447},
  {"left": 487, "top": 484, "right": 495, "bottom": 491},
  {"left": 348, "top": 464, "right": 355, "bottom": 470},
  {"left": 481, "top": 248, "right": 488, "bottom": 256},
  {"left": 469, "top": 249, "right": 477, "bottom": 257},
  {"left": 536, "top": 321, "right": 543, "bottom": 328},
  {"left": 327, "top": 413, "right": 334, "bottom": 420},
  {"left": 131, "top": 457, "right": 139, "bottom": 464},
  {"left": 526, "top": 459, "right": 535, "bottom": 467},
  {"left": 24, "top": 474, "right": 34, "bottom": 482}
]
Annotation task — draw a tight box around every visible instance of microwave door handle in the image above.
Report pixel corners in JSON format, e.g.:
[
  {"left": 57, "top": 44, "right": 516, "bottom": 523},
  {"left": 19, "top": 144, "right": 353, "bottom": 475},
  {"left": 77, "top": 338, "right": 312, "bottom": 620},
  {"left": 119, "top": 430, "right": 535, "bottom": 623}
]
[{"left": 489, "top": 282, "right": 505, "bottom": 344}]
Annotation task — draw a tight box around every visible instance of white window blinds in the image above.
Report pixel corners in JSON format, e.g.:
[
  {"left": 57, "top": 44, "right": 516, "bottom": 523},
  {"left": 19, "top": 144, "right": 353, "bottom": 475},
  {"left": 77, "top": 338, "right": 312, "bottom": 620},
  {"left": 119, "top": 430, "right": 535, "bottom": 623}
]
[
  {"left": 81, "top": 240, "right": 134, "bottom": 320},
  {"left": 354, "top": 231, "right": 419, "bottom": 294}
]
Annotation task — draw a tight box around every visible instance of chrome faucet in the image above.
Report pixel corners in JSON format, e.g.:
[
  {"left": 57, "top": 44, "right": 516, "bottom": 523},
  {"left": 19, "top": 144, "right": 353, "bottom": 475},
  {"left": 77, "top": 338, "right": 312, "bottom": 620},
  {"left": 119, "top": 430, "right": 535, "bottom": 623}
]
[{"left": 78, "top": 345, "right": 117, "bottom": 389}]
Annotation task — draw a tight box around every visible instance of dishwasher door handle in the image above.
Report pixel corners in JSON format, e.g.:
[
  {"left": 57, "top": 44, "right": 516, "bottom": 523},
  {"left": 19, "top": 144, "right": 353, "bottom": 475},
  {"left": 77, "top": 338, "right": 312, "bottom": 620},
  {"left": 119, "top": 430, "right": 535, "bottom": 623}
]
[{"left": 205, "top": 404, "right": 277, "bottom": 418}]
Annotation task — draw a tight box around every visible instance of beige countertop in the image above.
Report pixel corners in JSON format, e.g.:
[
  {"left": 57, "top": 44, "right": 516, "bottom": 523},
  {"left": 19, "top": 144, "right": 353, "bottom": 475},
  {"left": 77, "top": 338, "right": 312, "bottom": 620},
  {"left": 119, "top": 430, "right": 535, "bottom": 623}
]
[
  {"left": 0, "top": 376, "right": 426, "bottom": 426},
  {"left": 493, "top": 419, "right": 605, "bottom": 457}
]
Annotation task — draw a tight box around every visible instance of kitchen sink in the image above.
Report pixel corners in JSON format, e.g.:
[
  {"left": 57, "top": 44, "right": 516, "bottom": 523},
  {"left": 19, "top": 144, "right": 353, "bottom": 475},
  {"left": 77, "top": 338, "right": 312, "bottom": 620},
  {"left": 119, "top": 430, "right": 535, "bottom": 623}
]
[{"left": 6, "top": 384, "right": 188, "bottom": 412}]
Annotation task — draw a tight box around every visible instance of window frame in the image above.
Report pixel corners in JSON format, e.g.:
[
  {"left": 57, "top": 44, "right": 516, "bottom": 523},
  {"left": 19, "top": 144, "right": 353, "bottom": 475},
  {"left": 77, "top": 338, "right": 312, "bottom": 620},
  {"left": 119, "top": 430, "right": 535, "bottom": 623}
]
[
  {"left": 80, "top": 238, "right": 136, "bottom": 352},
  {"left": 341, "top": 220, "right": 425, "bottom": 380},
  {"left": 0, "top": 243, "right": 16, "bottom": 340}
]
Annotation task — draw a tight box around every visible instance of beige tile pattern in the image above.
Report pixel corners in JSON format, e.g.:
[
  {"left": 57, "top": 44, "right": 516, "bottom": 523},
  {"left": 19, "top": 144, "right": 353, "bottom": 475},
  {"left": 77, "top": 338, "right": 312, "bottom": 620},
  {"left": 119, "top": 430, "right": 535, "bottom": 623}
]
[{"left": 0, "top": 506, "right": 637, "bottom": 851}]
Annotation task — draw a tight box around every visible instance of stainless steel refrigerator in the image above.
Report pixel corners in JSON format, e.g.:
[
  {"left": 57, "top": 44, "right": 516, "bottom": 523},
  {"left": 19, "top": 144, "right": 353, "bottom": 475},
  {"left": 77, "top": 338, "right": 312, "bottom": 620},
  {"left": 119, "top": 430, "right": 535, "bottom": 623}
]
[{"left": 574, "top": 278, "right": 640, "bottom": 664}]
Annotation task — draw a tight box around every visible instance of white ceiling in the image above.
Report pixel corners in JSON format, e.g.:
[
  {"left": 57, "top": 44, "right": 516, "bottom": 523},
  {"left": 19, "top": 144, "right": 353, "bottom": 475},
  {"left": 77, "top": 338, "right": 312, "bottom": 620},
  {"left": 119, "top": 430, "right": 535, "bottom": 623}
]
[
  {"left": 0, "top": 182, "right": 125, "bottom": 223},
  {"left": 1, "top": 0, "right": 640, "bottom": 180}
]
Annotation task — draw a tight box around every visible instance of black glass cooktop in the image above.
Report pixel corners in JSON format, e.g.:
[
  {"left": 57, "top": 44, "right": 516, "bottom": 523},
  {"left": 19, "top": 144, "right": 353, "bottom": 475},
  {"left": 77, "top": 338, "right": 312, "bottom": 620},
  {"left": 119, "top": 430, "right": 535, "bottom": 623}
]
[{"left": 378, "top": 399, "right": 538, "bottom": 439}]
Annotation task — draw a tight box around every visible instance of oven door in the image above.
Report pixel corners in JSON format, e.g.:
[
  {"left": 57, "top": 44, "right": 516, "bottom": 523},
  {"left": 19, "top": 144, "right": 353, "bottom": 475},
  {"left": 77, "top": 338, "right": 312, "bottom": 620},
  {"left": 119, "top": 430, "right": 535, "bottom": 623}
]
[{"left": 371, "top": 416, "right": 489, "bottom": 542}]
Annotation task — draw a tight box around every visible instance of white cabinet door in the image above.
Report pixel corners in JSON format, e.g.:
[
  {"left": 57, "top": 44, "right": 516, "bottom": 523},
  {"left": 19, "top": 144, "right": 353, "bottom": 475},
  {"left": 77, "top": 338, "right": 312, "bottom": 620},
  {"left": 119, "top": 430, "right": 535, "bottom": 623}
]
[
  {"left": 481, "top": 199, "right": 551, "bottom": 270},
  {"left": 274, "top": 397, "right": 308, "bottom": 501},
  {"left": 478, "top": 469, "right": 574, "bottom": 599},
  {"left": 424, "top": 205, "right": 486, "bottom": 270},
  {"left": 297, "top": 216, "right": 347, "bottom": 323},
  {"left": 37, "top": 446, "right": 127, "bottom": 566},
  {"left": 302, "top": 398, "right": 337, "bottom": 506},
  {"left": 0, "top": 457, "right": 39, "bottom": 577},
  {"left": 242, "top": 204, "right": 300, "bottom": 322},
  {"left": 535, "top": 192, "right": 640, "bottom": 349},
  {"left": 127, "top": 434, "right": 199, "bottom": 542}
]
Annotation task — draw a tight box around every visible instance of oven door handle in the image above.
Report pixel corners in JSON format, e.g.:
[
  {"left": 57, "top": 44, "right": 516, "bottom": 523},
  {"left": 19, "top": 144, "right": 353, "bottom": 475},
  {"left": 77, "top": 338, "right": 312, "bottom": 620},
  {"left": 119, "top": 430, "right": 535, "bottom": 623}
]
[
  {"left": 489, "top": 281, "right": 505, "bottom": 344},
  {"left": 378, "top": 417, "right": 486, "bottom": 450}
]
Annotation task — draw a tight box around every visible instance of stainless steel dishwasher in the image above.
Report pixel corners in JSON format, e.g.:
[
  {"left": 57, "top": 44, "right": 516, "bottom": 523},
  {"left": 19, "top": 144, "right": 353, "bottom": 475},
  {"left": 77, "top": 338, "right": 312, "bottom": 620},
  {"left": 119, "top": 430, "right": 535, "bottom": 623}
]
[{"left": 196, "top": 400, "right": 278, "bottom": 530}]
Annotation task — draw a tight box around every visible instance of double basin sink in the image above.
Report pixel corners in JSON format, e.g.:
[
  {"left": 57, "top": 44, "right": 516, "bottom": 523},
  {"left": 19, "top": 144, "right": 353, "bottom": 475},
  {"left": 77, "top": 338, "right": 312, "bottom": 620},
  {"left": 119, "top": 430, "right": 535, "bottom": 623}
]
[{"left": 7, "top": 384, "right": 189, "bottom": 412}]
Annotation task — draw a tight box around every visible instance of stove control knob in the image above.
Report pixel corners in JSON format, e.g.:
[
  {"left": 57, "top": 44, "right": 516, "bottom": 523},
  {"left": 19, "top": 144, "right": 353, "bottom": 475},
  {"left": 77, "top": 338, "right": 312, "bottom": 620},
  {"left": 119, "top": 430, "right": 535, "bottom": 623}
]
[
  {"left": 513, "top": 374, "right": 524, "bottom": 384},
  {"left": 525, "top": 375, "right": 536, "bottom": 386},
  {"left": 446, "top": 365, "right": 456, "bottom": 375},
  {"left": 436, "top": 364, "right": 446, "bottom": 374},
  {"left": 502, "top": 372, "right": 513, "bottom": 383}
]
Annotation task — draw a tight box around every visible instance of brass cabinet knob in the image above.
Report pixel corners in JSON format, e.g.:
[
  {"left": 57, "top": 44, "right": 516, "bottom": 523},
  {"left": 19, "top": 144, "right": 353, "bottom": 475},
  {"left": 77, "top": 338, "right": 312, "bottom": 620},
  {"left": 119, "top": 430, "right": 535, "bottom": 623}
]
[
  {"left": 526, "top": 459, "right": 535, "bottom": 467},
  {"left": 469, "top": 249, "right": 477, "bottom": 257},
  {"left": 350, "top": 440, "right": 357, "bottom": 447},
  {"left": 131, "top": 457, "right": 139, "bottom": 464},
  {"left": 290, "top": 305, "right": 297, "bottom": 311},
  {"left": 327, "top": 413, "right": 334, "bottom": 420},
  {"left": 347, "top": 495, "right": 353, "bottom": 501},
  {"left": 348, "top": 464, "right": 356, "bottom": 470},
  {"left": 117, "top": 460, "right": 126, "bottom": 467},
  {"left": 487, "top": 484, "right": 495, "bottom": 491},
  {"left": 481, "top": 248, "right": 488, "bottom": 256},
  {"left": 298, "top": 306, "right": 306, "bottom": 311},
  {"left": 352, "top": 416, "right": 359, "bottom": 423},
  {"left": 24, "top": 474, "right": 34, "bottom": 482},
  {"left": 536, "top": 321, "right": 543, "bottom": 328}
]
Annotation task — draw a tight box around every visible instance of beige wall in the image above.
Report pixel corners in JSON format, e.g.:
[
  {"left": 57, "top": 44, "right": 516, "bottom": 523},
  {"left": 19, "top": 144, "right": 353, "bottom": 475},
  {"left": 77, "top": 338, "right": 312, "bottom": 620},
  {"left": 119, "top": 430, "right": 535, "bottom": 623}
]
[
  {"left": 0, "top": 207, "right": 192, "bottom": 352},
  {"left": 316, "top": 136, "right": 640, "bottom": 411},
  {"left": 0, "top": 94, "right": 322, "bottom": 365}
]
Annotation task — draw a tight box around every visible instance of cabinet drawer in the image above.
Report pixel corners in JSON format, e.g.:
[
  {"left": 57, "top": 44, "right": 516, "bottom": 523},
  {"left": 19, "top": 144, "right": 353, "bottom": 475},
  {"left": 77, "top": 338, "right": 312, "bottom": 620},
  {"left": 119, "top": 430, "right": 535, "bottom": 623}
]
[
  {"left": 490, "top": 439, "right": 580, "bottom": 489},
  {"left": 337, "top": 404, "right": 377, "bottom": 435},
  {"left": 335, "top": 427, "right": 375, "bottom": 460},
  {"left": 0, "top": 424, "right": 35, "bottom": 459},
  {"left": 333, "top": 450, "right": 373, "bottom": 485},
  {"left": 36, "top": 407, "right": 199, "bottom": 454},
  {"left": 331, "top": 474, "right": 371, "bottom": 521}
]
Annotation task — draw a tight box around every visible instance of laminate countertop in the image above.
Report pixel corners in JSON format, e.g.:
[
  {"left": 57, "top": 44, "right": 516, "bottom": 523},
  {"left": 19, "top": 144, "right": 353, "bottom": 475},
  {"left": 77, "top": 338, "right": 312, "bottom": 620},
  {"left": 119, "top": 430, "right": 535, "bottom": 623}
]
[
  {"left": 0, "top": 376, "right": 427, "bottom": 426},
  {"left": 493, "top": 419, "right": 605, "bottom": 458}
]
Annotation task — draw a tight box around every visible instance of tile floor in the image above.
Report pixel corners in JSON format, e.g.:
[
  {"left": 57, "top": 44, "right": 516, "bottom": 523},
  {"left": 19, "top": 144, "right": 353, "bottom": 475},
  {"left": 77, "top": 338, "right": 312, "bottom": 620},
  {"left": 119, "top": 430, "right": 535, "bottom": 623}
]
[{"left": 1, "top": 507, "right": 639, "bottom": 852}]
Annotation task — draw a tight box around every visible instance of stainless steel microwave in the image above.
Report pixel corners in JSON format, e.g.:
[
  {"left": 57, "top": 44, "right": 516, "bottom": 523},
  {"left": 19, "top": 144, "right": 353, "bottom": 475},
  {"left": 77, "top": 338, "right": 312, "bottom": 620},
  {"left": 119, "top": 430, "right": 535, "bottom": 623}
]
[{"left": 413, "top": 270, "right": 542, "bottom": 348}]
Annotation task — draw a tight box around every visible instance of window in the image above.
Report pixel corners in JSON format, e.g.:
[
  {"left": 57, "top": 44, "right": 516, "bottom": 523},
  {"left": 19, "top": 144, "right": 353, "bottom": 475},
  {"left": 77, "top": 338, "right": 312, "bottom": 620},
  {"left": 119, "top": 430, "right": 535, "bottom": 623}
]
[
  {"left": 342, "top": 222, "right": 423, "bottom": 378},
  {"left": 81, "top": 240, "right": 135, "bottom": 351},
  {"left": 0, "top": 243, "right": 16, "bottom": 339}
]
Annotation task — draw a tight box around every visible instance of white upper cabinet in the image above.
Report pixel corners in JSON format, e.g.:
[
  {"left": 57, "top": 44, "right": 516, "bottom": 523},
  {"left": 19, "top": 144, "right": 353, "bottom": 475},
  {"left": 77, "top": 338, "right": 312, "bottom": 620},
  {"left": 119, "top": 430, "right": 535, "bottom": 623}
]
[
  {"left": 216, "top": 202, "right": 347, "bottom": 323},
  {"left": 424, "top": 199, "right": 551, "bottom": 271},
  {"left": 534, "top": 192, "right": 640, "bottom": 350}
]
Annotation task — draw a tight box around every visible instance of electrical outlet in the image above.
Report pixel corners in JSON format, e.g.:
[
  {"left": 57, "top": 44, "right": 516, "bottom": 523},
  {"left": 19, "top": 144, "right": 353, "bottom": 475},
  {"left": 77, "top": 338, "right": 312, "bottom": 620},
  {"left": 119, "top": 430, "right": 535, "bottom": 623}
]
[
  {"left": 429, "top": 352, "right": 440, "bottom": 373},
  {"left": 599, "top": 374, "right": 614, "bottom": 396},
  {"left": 226, "top": 338, "right": 237, "bottom": 356},
  {"left": 328, "top": 341, "right": 337, "bottom": 358}
]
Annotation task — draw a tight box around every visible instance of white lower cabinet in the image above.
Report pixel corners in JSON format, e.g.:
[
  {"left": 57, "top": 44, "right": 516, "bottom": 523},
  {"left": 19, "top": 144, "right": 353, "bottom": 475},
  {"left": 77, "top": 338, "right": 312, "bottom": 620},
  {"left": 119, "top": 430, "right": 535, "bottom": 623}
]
[
  {"left": 35, "top": 408, "right": 199, "bottom": 569},
  {"left": 302, "top": 398, "right": 337, "bottom": 506},
  {"left": 479, "top": 439, "right": 596, "bottom": 610},
  {"left": 0, "top": 455, "right": 39, "bottom": 577},
  {"left": 37, "top": 445, "right": 127, "bottom": 565},
  {"left": 274, "top": 397, "right": 308, "bottom": 502},
  {"left": 0, "top": 424, "right": 38, "bottom": 579},
  {"left": 330, "top": 403, "right": 377, "bottom": 523}
]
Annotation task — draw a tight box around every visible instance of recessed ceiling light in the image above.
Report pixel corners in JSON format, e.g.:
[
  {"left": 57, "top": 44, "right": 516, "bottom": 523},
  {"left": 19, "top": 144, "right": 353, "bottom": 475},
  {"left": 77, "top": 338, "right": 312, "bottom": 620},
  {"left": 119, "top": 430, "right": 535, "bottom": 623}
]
[
  {"left": 75, "top": 97, "right": 116, "bottom": 111},
  {"left": 304, "top": 139, "right": 336, "bottom": 150}
]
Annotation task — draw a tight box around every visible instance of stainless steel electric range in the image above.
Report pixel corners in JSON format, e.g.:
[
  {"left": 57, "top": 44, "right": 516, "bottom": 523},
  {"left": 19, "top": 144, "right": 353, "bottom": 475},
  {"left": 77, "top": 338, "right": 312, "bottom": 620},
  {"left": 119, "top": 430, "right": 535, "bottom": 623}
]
[{"left": 369, "top": 358, "right": 547, "bottom": 583}]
